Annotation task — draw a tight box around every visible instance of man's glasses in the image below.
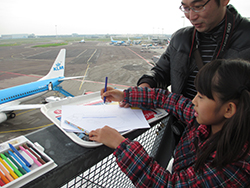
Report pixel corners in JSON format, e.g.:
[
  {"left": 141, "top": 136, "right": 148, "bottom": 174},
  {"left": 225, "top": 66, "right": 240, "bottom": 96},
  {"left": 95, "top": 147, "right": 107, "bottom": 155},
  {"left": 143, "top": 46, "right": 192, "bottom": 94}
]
[{"left": 179, "top": 0, "right": 211, "bottom": 13}]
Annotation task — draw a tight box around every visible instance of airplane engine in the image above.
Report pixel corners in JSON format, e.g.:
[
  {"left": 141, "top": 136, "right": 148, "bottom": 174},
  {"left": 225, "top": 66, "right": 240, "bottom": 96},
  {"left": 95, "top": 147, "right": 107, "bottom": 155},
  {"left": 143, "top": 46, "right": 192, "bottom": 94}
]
[{"left": 0, "top": 113, "right": 7, "bottom": 123}]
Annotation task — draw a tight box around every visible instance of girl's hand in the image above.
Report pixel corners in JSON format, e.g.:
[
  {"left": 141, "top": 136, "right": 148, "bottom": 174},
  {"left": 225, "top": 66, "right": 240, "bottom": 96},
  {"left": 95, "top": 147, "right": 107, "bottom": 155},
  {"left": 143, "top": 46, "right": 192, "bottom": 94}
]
[
  {"left": 89, "top": 126, "right": 125, "bottom": 149},
  {"left": 101, "top": 87, "right": 125, "bottom": 103}
]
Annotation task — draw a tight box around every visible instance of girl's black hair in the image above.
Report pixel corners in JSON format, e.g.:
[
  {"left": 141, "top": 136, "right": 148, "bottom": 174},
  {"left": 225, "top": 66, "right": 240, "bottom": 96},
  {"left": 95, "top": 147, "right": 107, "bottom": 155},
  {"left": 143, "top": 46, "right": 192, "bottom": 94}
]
[{"left": 194, "top": 59, "right": 250, "bottom": 172}]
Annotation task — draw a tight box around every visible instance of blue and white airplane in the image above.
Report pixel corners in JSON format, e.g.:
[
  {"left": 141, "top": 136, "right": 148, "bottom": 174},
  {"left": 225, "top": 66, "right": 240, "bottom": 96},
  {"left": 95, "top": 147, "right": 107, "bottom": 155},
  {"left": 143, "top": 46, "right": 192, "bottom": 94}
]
[
  {"left": 0, "top": 49, "right": 84, "bottom": 123},
  {"left": 110, "top": 37, "right": 125, "bottom": 45}
]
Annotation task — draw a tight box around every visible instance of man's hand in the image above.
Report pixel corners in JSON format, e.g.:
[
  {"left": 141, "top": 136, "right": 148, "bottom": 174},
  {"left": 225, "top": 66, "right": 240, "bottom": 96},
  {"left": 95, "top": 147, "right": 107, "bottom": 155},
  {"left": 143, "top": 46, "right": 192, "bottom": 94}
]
[
  {"left": 89, "top": 126, "right": 125, "bottom": 149},
  {"left": 138, "top": 83, "right": 151, "bottom": 88}
]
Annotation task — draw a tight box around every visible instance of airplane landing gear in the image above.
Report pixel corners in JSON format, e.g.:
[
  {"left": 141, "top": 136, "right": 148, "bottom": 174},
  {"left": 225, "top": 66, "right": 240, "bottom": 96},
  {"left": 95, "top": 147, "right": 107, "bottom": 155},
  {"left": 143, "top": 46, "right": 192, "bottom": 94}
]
[{"left": 9, "top": 112, "right": 16, "bottom": 119}]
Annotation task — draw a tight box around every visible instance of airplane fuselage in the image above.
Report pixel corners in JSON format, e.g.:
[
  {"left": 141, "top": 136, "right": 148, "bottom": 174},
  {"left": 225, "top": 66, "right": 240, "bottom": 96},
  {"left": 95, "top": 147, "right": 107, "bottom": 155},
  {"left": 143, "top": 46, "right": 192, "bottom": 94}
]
[
  {"left": 0, "top": 77, "right": 63, "bottom": 107},
  {"left": 0, "top": 49, "right": 84, "bottom": 124}
]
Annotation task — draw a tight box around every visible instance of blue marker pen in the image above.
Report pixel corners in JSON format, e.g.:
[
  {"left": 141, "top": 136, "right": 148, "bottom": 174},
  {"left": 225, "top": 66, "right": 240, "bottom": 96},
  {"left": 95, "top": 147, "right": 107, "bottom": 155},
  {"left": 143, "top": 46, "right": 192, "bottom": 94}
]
[
  {"left": 104, "top": 77, "right": 108, "bottom": 103},
  {"left": 8, "top": 143, "right": 31, "bottom": 168},
  {"left": 8, "top": 150, "right": 31, "bottom": 173}
]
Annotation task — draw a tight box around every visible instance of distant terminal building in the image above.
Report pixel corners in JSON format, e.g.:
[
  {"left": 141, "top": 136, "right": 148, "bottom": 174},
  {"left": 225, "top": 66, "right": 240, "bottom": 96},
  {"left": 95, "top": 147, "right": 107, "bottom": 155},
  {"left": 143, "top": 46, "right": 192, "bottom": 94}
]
[
  {"left": 1, "top": 34, "right": 30, "bottom": 39},
  {"left": 0, "top": 33, "right": 103, "bottom": 40}
]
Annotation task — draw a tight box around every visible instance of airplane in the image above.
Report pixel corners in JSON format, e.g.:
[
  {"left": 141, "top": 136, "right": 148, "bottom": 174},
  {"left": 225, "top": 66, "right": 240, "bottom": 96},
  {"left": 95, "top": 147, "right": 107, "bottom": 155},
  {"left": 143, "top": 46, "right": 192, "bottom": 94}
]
[
  {"left": 140, "top": 36, "right": 152, "bottom": 47},
  {"left": 127, "top": 37, "right": 132, "bottom": 45},
  {"left": 133, "top": 39, "right": 142, "bottom": 45},
  {"left": 79, "top": 39, "right": 85, "bottom": 43},
  {"left": 110, "top": 37, "right": 125, "bottom": 45},
  {"left": 0, "top": 49, "right": 84, "bottom": 124}
]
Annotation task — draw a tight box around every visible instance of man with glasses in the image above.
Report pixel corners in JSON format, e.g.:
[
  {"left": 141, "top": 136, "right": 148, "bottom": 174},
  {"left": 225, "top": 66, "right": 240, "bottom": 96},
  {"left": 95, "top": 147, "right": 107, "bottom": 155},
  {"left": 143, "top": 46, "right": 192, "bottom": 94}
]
[
  {"left": 124, "top": 0, "right": 250, "bottom": 168},
  {"left": 135, "top": 0, "right": 250, "bottom": 99}
]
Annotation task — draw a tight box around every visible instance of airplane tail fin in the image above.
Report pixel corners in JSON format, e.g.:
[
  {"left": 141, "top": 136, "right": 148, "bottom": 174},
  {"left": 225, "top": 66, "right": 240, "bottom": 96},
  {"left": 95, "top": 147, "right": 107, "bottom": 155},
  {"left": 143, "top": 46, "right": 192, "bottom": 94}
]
[{"left": 39, "top": 49, "right": 66, "bottom": 81}]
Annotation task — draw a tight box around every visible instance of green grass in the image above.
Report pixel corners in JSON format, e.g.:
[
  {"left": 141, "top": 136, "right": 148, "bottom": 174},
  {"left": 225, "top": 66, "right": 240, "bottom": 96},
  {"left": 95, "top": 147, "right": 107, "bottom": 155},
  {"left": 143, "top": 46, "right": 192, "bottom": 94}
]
[
  {"left": 0, "top": 37, "right": 110, "bottom": 46},
  {"left": 0, "top": 43, "right": 19, "bottom": 47},
  {"left": 32, "top": 42, "right": 68, "bottom": 48}
]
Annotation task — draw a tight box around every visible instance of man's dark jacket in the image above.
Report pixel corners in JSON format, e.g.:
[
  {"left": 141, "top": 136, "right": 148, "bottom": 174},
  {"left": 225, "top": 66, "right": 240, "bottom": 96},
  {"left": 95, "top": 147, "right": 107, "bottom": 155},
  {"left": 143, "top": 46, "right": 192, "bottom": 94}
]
[{"left": 137, "top": 5, "right": 250, "bottom": 94}]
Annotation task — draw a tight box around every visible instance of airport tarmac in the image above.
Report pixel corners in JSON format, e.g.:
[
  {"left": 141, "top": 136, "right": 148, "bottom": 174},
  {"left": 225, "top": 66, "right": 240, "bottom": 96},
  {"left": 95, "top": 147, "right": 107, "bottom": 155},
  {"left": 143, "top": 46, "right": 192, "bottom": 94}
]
[{"left": 0, "top": 41, "right": 165, "bottom": 143}]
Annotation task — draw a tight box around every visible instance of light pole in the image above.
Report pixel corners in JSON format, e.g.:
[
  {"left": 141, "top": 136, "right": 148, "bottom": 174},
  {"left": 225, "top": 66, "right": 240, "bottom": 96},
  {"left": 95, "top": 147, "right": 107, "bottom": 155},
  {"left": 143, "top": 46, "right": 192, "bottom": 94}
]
[{"left": 55, "top": 25, "right": 58, "bottom": 42}]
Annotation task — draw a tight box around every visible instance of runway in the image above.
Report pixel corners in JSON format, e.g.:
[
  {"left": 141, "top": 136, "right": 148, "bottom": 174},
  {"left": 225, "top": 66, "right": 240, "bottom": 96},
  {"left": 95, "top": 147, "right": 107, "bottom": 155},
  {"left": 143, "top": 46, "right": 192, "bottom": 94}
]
[{"left": 0, "top": 40, "right": 165, "bottom": 143}]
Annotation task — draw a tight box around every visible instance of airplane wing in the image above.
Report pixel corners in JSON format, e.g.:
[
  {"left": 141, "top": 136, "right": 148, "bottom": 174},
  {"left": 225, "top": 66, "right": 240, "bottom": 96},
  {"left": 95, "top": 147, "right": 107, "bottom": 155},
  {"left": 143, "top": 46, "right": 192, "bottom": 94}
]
[
  {"left": 58, "top": 76, "right": 85, "bottom": 81},
  {"left": 0, "top": 104, "right": 44, "bottom": 112}
]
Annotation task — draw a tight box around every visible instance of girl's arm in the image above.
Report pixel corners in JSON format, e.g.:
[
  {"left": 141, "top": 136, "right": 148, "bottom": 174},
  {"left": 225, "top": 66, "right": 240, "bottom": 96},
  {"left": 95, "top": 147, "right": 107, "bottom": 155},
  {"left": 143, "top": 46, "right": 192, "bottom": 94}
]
[
  {"left": 114, "top": 138, "right": 250, "bottom": 187},
  {"left": 123, "top": 86, "right": 195, "bottom": 125},
  {"left": 101, "top": 86, "right": 195, "bottom": 125},
  {"left": 90, "top": 126, "right": 250, "bottom": 187}
]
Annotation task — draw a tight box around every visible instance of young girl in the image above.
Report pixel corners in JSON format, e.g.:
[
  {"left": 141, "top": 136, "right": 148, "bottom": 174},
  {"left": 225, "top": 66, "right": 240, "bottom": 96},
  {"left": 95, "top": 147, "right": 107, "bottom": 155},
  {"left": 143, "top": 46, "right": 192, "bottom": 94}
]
[{"left": 89, "top": 59, "right": 250, "bottom": 187}]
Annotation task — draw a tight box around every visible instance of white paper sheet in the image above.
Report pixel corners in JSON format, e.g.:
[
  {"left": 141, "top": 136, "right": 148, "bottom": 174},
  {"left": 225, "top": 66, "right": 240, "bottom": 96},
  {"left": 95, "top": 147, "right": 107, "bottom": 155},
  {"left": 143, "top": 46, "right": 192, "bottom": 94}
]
[{"left": 61, "top": 105, "right": 150, "bottom": 133}]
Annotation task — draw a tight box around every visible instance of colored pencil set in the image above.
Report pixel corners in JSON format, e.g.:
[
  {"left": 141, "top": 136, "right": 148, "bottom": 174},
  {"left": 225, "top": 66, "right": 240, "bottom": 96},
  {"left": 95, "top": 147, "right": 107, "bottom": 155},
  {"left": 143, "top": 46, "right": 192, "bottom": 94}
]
[
  {"left": 0, "top": 136, "right": 56, "bottom": 187},
  {"left": 0, "top": 142, "right": 47, "bottom": 187}
]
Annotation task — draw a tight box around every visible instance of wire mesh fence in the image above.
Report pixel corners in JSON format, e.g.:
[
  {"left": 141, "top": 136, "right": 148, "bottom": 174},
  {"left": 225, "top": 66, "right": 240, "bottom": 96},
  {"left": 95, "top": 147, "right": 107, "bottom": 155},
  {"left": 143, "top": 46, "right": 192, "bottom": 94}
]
[{"left": 61, "top": 118, "right": 168, "bottom": 188}]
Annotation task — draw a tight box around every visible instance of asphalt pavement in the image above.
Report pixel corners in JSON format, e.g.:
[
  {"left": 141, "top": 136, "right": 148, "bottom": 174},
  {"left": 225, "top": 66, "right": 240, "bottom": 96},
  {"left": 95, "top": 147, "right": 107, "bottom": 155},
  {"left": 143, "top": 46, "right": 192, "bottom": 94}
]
[{"left": 0, "top": 41, "right": 165, "bottom": 143}]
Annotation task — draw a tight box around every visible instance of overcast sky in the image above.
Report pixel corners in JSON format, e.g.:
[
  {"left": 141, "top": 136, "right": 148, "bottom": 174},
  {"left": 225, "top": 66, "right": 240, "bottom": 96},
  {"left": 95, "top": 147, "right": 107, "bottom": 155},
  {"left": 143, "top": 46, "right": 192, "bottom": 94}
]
[{"left": 0, "top": 0, "right": 249, "bottom": 36}]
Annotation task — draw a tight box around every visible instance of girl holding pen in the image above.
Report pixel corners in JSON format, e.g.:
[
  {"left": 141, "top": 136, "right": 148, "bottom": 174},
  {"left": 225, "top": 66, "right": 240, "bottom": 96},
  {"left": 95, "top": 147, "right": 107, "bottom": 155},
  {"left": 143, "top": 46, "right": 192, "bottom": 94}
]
[{"left": 89, "top": 59, "right": 250, "bottom": 187}]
